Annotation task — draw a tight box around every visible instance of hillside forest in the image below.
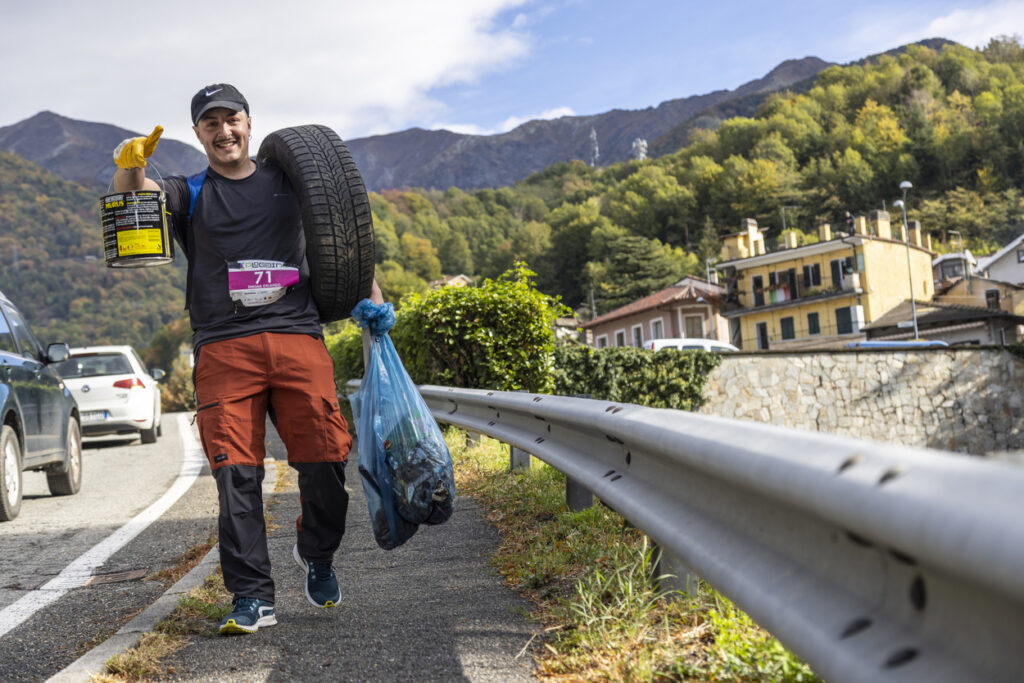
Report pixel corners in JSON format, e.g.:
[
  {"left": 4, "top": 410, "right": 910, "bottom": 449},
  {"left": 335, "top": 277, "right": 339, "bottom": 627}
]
[{"left": 1, "top": 37, "right": 1024, "bottom": 366}]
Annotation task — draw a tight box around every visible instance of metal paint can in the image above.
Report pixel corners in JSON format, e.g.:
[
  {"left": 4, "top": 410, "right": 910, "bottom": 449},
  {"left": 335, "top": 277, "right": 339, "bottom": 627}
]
[{"left": 100, "top": 190, "right": 174, "bottom": 268}]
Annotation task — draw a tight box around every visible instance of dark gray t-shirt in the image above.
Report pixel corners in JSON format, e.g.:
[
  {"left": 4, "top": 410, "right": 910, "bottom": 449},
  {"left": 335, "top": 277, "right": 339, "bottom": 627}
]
[{"left": 162, "top": 161, "right": 322, "bottom": 348}]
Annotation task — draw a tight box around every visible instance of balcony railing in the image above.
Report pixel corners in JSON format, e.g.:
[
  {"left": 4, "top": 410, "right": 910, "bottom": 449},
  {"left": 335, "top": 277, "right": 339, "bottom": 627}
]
[{"left": 726, "top": 273, "right": 861, "bottom": 310}]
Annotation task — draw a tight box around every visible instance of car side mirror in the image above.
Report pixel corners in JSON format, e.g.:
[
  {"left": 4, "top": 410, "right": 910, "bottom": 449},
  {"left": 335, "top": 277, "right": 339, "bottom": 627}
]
[
  {"left": 151, "top": 368, "right": 166, "bottom": 381},
  {"left": 47, "top": 343, "right": 70, "bottom": 363}
]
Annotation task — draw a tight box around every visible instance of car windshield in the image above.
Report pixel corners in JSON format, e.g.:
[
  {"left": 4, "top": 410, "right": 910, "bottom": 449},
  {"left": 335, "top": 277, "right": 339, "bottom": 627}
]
[{"left": 56, "top": 353, "right": 133, "bottom": 378}]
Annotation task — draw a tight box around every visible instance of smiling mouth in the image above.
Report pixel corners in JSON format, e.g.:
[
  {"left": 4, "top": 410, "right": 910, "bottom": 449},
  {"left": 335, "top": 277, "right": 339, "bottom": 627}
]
[{"left": 214, "top": 138, "right": 237, "bottom": 150}]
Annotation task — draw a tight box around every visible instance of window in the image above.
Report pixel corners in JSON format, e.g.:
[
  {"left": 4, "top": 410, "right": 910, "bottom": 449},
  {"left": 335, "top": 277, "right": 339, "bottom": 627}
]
[
  {"left": 780, "top": 317, "right": 795, "bottom": 340},
  {"left": 651, "top": 319, "right": 664, "bottom": 339},
  {"left": 802, "top": 264, "right": 821, "bottom": 288},
  {"left": 595, "top": 335, "right": 608, "bottom": 348},
  {"left": 830, "top": 258, "right": 852, "bottom": 289},
  {"left": 1018, "top": 249, "right": 1024, "bottom": 263},
  {"left": 0, "top": 310, "right": 15, "bottom": 354},
  {"left": 808, "top": 312, "right": 820, "bottom": 336},
  {"left": 614, "top": 330, "right": 626, "bottom": 347},
  {"left": 684, "top": 315, "right": 703, "bottom": 338},
  {"left": 632, "top": 325, "right": 643, "bottom": 347},
  {"left": 986, "top": 289, "right": 1000, "bottom": 309},
  {"left": 756, "top": 322, "right": 769, "bottom": 350},
  {"left": 2, "top": 303, "right": 41, "bottom": 360},
  {"left": 835, "top": 307, "right": 853, "bottom": 335},
  {"left": 752, "top": 275, "right": 765, "bottom": 307}
]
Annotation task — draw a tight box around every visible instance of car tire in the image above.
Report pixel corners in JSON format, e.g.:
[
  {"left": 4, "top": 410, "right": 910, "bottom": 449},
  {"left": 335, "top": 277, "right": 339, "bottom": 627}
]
[
  {"left": 0, "top": 425, "right": 23, "bottom": 521},
  {"left": 140, "top": 424, "right": 157, "bottom": 444},
  {"left": 48, "top": 418, "right": 82, "bottom": 496},
  {"left": 257, "top": 125, "right": 375, "bottom": 323}
]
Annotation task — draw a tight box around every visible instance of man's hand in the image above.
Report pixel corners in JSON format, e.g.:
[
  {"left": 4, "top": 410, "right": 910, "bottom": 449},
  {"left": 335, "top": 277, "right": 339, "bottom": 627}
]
[{"left": 113, "top": 126, "right": 164, "bottom": 169}]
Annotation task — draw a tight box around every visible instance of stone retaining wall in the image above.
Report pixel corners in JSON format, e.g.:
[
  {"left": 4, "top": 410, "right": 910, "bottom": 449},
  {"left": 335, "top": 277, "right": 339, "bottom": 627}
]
[{"left": 698, "top": 348, "right": 1024, "bottom": 455}]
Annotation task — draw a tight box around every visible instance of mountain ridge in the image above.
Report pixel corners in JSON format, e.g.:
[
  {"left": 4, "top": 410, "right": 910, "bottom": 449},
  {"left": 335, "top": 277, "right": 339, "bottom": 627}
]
[
  {"left": 345, "top": 56, "right": 834, "bottom": 191},
  {"left": 0, "top": 111, "right": 207, "bottom": 192}
]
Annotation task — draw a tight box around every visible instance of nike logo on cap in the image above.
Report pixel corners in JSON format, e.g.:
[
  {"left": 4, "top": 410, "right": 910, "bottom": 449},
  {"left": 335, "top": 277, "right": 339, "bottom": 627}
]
[{"left": 205, "top": 87, "right": 223, "bottom": 96}]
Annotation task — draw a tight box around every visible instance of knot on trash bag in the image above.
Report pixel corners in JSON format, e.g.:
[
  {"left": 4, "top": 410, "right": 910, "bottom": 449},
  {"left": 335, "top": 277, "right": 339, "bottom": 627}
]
[{"left": 351, "top": 299, "right": 396, "bottom": 335}]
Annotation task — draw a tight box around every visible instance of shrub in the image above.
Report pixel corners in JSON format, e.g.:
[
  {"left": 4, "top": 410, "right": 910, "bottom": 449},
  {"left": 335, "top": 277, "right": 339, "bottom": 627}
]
[
  {"left": 329, "top": 262, "right": 570, "bottom": 392},
  {"left": 552, "top": 345, "right": 721, "bottom": 410}
]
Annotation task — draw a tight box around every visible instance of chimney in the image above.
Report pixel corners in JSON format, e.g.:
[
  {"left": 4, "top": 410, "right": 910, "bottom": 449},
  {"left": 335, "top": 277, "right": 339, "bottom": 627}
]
[
  {"left": 908, "top": 220, "right": 922, "bottom": 247},
  {"left": 741, "top": 218, "right": 764, "bottom": 256},
  {"left": 784, "top": 230, "right": 798, "bottom": 249},
  {"left": 819, "top": 223, "right": 832, "bottom": 241},
  {"left": 853, "top": 215, "right": 868, "bottom": 236},
  {"left": 925, "top": 233, "right": 933, "bottom": 251},
  {"left": 869, "top": 210, "right": 891, "bottom": 239}
]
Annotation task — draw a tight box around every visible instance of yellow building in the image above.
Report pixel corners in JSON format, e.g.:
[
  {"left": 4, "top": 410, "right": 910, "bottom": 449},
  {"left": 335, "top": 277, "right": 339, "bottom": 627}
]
[{"left": 716, "top": 213, "right": 935, "bottom": 350}]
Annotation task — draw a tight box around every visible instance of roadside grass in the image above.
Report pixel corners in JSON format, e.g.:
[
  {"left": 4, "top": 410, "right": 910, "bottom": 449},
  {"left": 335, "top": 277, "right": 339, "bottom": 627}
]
[
  {"left": 446, "top": 428, "right": 821, "bottom": 682},
  {"left": 97, "top": 571, "right": 233, "bottom": 681},
  {"left": 97, "top": 462, "right": 290, "bottom": 680}
]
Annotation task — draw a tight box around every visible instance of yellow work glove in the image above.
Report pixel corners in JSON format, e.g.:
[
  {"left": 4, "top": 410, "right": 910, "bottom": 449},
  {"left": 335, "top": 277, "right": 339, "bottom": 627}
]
[{"left": 113, "top": 125, "right": 164, "bottom": 169}]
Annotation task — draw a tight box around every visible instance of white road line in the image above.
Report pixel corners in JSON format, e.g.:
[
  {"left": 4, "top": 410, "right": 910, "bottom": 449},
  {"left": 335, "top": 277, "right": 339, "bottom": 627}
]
[{"left": 0, "top": 414, "right": 205, "bottom": 639}]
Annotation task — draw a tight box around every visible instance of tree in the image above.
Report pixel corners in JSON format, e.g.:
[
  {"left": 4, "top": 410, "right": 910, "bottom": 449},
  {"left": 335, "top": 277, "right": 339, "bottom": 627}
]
[
  {"left": 589, "top": 235, "right": 694, "bottom": 313},
  {"left": 398, "top": 233, "right": 442, "bottom": 281}
]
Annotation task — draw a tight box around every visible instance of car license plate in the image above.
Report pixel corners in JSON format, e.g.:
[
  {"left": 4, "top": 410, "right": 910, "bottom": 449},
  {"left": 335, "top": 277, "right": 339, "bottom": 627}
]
[{"left": 82, "top": 410, "right": 109, "bottom": 423}]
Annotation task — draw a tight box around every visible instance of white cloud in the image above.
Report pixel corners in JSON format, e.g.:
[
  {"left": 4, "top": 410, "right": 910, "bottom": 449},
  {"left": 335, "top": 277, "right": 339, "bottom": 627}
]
[
  {"left": 841, "top": 0, "right": 1024, "bottom": 59},
  {"left": 920, "top": 1, "right": 1024, "bottom": 49},
  {"left": 0, "top": 0, "right": 534, "bottom": 150},
  {"left": 439, "top": 105, "right": 575, "bottom": 135}
]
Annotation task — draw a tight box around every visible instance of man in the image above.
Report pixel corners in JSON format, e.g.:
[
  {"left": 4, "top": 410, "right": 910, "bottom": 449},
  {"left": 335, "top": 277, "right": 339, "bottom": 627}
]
[{"left": 112, "top": 83, "right": 381, "bottom": 634}]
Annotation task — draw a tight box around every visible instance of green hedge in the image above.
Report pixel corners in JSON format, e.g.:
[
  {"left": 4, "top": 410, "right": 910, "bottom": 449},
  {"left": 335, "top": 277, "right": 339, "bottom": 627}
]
[
  {"left": 551, "top": 345, "right": 721, "bottom": 411},
  {"left": 327, "top": 262, "right": 722, "bottom": 411},
  {"left": 327, "top": 263, "right": 569, "bottom": 392}
]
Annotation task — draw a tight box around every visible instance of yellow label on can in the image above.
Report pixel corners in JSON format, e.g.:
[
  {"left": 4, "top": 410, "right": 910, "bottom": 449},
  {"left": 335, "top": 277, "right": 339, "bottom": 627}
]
[{"left": 117, "top": 228, "right": 165, "bottom": 256}]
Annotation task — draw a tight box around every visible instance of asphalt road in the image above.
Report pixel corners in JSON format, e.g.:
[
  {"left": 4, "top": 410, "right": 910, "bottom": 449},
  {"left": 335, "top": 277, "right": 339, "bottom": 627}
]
[{"left": 0, "top": 413, "right": 538, "bottom": 682}]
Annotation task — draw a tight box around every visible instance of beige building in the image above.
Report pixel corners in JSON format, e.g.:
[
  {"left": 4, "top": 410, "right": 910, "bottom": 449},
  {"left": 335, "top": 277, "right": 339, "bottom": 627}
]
[{"left": 716, "top": 213, "right": 936, "bottom": 350}]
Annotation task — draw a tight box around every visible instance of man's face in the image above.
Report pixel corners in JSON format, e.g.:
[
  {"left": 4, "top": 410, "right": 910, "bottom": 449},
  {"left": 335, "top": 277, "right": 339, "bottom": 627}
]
[{"left": 193, "top": 108, "right": 251, "bottom": 169}]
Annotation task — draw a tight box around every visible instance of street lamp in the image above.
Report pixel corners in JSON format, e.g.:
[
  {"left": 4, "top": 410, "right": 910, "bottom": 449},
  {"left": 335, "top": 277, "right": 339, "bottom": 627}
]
[{"left": 892, "top": 179, "right": 919, "bottom": 339}]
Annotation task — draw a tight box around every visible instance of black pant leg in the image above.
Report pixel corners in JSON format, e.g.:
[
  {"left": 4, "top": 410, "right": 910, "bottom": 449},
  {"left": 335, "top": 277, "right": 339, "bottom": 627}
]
[
  {"left": 293, "top": 461, "right": 349, "bottom": 563},
  {"left": 214, "top": 464, "right": 274, "bottom": 602}
]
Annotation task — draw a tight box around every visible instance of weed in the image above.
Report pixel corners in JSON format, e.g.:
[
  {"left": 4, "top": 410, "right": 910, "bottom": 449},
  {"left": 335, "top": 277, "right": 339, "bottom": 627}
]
[
  {"left": 99, "top": 631, "right": 187, "bottom": 681},
  {"left": 445, "top": 427, "right": 822, "bottom": 682}
]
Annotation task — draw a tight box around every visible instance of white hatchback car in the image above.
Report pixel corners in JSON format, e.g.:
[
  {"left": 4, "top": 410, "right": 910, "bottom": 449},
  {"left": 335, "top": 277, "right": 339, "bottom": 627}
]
[
  {"left": 644, "top": 338, "right": 739, "bottom": 353},
  {"left": 55, "top": 346, "right": 165, "bottom": 443}
]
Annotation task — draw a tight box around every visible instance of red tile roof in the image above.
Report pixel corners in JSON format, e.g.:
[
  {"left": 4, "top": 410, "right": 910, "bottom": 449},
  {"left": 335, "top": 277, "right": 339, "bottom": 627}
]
[{"left": 581, "top": 278, "right": 722, "bottom": 328}]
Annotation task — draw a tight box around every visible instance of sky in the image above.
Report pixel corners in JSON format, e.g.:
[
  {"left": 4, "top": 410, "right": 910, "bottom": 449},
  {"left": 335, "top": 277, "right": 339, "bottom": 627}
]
[{"left": 1, "top": 0, "right": 1022, "bottom": 153}]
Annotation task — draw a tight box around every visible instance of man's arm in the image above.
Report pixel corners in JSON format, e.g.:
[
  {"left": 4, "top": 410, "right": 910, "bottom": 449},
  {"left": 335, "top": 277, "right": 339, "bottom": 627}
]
[
  {"left": 111, "top": 126, "right": 164, "bottom": 192},
  {"left": 370, "top": 278, "right": 384, "bottom": 304},
  {"left": 113, "top": 167, "right": 160, "bottom": 192}
]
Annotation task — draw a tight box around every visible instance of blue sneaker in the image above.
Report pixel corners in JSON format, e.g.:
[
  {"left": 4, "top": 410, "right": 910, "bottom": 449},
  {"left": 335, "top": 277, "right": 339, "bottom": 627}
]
[
  {"left": 293, "top": 543, "right": 340, "bottom": 608},
  {"left": 219, "top": 597, "right": 277, "bottom": 635}
]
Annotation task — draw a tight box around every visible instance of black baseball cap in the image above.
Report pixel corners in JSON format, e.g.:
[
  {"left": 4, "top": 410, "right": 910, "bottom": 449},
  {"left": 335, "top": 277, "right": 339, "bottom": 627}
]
[{"left": 191, "top": 83, "right": 249, "bottom": 125}]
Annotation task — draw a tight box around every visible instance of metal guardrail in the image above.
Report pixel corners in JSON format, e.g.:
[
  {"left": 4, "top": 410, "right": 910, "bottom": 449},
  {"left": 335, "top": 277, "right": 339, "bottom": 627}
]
[{"left": 345, "top": 379, "right": 1024, "bottom": 682}]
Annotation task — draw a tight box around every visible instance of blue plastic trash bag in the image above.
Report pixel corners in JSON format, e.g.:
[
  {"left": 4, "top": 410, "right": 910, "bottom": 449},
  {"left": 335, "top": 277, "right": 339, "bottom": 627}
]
[{"left": 349, "top": 299, "right": 456, "bottom": 550}]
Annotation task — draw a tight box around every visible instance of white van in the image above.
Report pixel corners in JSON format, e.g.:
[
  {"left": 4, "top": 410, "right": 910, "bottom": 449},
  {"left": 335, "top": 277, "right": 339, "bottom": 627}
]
[{"left": 644, "top": 338, "right": 739, "bottom": 353}]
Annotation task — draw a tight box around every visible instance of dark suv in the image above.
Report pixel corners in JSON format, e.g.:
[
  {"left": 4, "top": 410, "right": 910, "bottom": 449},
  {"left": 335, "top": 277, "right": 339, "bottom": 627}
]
[{"left": 0, "top": 290, "right": 82, "bottom": 520}]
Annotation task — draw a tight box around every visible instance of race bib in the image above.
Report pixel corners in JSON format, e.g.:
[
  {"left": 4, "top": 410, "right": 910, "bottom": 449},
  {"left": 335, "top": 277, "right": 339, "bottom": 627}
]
[{"left": 227, "top": 259, "right": 300, "bottom": 307}]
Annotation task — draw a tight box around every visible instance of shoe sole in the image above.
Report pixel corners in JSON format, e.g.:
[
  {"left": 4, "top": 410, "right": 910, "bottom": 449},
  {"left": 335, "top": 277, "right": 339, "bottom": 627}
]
[
  {"left": 219, "top": 613, "right": 277, "bottom": 635},
  {"left": 293, "top": 543, "right": 339, "bottom": 609}
]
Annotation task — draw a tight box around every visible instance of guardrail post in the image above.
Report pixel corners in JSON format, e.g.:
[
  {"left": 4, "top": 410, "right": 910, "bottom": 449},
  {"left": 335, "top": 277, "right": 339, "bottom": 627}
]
[
  {"left": 509, "top": 444, "right": 530, "bottom": 471},
  {"left": 565, "top": 393, "right": 595, "bottom": 510},
  {"left": 566, "top": 477, "right": 593, "bottom": 511},
  {"left": 652, "top": 543, "right": 699, "bottom": 597}
]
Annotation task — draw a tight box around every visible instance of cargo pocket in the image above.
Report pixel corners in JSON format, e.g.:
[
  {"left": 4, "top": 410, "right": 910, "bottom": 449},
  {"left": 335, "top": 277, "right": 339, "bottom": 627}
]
[
  {"left": 196, "top": 401, "right": 262, "bottom": 470},
  {"left": 321, "top": 394, "right": 351, "bottom": 463}
]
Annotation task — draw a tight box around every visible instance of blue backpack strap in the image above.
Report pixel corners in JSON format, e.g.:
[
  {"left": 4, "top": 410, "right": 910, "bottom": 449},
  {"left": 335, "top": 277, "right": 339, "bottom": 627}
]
[{"left": 186, "top": 169, "right": 207, "bottom": 221}]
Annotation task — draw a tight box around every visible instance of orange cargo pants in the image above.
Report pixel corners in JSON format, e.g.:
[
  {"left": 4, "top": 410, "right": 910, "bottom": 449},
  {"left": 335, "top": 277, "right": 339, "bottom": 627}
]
[{"left": 194, "top": 332, "right": 351, "bottom": 602}]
